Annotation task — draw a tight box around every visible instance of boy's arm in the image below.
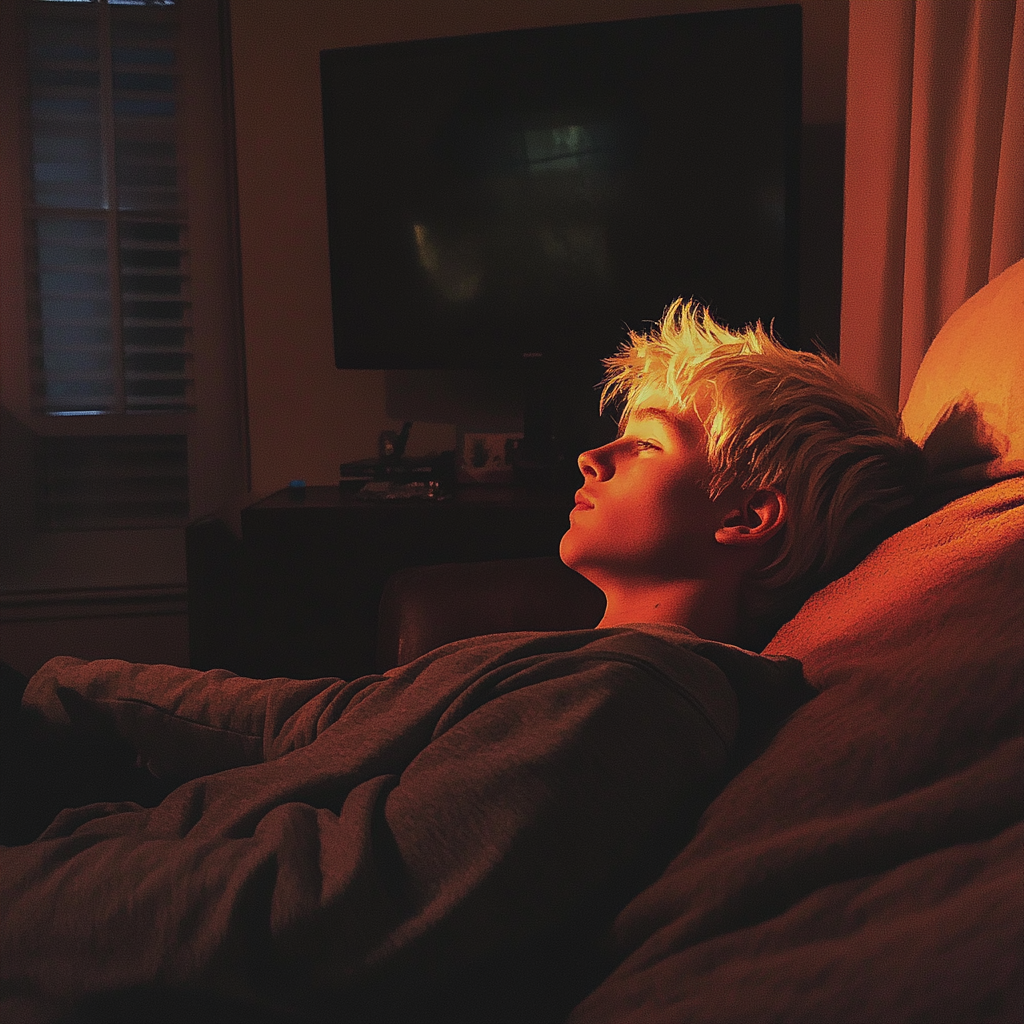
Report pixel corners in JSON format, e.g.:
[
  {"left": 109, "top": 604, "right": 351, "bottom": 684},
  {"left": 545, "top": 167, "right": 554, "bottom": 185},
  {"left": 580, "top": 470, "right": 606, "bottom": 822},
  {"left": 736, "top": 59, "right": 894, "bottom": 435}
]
[
  {"left": 21, "top": 656, "right": 373, "bottom": 781},
  {"left": 2, "top": 647, "right": 736, "bottom": 1022}
]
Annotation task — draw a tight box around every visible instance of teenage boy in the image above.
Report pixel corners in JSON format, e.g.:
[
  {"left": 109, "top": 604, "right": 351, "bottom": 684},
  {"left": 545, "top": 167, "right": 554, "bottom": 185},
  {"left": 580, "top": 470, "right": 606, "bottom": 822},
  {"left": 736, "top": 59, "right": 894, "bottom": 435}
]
[{"left": 0, "top": 302, "right": 924, "bottom": 1024}]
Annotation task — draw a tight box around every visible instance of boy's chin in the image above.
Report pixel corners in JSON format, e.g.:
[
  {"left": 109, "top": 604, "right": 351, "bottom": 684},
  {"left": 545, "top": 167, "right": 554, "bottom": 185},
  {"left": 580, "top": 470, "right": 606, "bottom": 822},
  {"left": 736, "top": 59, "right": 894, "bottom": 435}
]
[
  {"left": 558, "top": 529, "right": 583, "bottom": 571},
  {"left": 558, "top": 532, "right": 603, "bottom": 584}
]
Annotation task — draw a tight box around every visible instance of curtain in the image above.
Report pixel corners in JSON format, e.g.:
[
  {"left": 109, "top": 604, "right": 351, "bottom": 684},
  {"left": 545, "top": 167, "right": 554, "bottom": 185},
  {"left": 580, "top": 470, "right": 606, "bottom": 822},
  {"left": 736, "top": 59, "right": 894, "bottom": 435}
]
[{"left": 840, "top": 0, "right": 1023, "bottom": 411}]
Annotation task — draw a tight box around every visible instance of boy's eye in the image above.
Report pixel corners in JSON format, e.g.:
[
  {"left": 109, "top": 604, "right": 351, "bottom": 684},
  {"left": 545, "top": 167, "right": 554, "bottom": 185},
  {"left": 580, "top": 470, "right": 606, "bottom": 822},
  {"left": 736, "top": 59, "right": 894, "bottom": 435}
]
[{"left": 634, "top": 439, "right": 659, "bottom": 452}]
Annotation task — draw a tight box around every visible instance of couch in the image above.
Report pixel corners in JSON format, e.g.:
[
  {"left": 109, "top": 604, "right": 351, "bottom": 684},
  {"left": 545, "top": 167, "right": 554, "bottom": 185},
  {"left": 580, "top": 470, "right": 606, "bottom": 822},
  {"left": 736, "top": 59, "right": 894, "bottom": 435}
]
[{"left": 376, "top": 259, "right": 1024, "bottom": 1022}]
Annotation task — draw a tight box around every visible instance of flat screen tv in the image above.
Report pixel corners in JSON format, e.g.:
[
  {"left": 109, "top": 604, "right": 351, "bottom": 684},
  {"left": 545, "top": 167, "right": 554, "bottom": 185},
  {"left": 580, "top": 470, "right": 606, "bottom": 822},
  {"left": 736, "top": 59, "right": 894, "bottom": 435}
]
[{"left": 321, "top": 5, "right": 801, "bottom": 376}]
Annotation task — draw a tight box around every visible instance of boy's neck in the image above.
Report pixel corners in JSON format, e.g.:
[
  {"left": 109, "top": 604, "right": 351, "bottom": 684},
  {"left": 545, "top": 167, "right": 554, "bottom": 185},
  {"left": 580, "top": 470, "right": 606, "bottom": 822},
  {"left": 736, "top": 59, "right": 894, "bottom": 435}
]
[{"left": 597, "top": 576, "right": 742, "bottom": 644}]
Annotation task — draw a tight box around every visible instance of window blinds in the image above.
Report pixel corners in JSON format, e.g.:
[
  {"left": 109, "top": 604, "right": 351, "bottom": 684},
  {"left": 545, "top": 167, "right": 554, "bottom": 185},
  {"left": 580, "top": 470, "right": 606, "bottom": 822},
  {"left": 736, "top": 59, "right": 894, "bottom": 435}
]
[
  {"left": 26, "top": 0, "right": 192, "bottom": 417},
  {"left": 23, "top": 0, "right": 191, "bottom": 531}
]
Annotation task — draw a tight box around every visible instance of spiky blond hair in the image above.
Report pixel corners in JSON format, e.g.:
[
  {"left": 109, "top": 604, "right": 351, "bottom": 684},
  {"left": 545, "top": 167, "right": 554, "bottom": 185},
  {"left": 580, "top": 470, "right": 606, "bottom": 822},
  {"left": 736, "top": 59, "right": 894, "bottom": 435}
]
[{"left": 601, "top": 300, "right": 926, "bottom": 638}]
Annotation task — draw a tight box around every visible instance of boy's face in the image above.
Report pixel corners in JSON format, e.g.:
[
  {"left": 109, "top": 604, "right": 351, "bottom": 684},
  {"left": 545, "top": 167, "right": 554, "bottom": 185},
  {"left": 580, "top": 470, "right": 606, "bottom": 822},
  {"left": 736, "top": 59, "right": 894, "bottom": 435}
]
[{"left": 559, "top": 405, "right": 729, "bottom": 586}]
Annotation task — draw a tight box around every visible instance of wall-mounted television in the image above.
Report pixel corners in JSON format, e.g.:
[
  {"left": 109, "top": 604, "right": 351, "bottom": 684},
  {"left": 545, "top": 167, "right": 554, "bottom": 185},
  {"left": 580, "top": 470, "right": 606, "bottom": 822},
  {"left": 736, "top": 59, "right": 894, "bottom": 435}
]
[{"left": 321, "top": 5, "right": 801, "bottom": 379}]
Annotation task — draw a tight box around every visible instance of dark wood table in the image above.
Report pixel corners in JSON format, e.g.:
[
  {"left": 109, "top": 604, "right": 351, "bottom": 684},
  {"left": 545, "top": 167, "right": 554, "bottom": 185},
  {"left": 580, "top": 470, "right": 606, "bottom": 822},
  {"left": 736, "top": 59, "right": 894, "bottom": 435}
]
[{"left": 189, "top": 484, "right": 574, "bottom": 680}]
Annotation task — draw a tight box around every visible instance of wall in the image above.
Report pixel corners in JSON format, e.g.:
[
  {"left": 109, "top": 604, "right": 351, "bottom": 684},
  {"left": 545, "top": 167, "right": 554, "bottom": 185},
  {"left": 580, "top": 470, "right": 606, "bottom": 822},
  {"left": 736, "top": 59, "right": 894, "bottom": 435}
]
[
  {"left": 1, "top": 591, "right": 190, "bottom": 680},
  {"left": 229, "top": 0, "right": 849, "bottom": 494}
]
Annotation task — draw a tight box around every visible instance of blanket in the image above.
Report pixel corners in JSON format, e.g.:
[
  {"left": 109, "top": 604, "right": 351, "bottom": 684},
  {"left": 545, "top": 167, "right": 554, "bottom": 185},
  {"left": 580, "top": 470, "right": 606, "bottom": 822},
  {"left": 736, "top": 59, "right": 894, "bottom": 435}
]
[{"left": 0, "top": 625, "right": 802, "bottom": 1024}]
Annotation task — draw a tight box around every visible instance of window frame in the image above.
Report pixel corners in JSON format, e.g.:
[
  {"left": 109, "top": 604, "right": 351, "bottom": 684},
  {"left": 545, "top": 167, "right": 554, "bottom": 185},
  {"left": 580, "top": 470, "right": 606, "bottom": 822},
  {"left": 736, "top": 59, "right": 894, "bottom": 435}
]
[{"left": 0, "top": 0, "right": 249, "bottom": 595}]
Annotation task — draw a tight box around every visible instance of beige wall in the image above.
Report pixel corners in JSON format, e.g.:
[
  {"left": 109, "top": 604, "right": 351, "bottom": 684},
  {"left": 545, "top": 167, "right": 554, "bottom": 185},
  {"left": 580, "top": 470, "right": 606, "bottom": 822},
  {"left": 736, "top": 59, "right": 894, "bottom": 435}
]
[
  {"left": 1, "top": 596, "right": 189, "bottom": 679},
  {"left": 230, "top": 0, "right": 848, "bottom": 494}
]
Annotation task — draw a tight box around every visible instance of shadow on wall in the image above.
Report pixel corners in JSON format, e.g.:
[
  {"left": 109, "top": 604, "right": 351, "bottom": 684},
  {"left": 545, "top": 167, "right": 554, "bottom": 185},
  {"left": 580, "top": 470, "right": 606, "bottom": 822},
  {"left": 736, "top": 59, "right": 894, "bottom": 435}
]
[{"left": 0, "top": 405, "right": 36, "bottom": 569}]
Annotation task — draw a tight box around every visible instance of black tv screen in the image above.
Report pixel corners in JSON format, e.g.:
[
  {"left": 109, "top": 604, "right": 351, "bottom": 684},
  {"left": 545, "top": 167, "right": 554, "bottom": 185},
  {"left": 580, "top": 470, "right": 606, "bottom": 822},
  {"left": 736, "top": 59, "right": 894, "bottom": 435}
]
[{"left": 322, "top": 6, "right": 801, "bottom": 372}]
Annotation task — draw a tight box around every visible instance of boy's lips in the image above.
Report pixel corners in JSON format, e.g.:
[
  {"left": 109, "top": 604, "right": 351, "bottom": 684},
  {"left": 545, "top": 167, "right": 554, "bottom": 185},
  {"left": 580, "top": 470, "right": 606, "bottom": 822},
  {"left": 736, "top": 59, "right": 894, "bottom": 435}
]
[{"left": 573, "top": 490, "right": 594, "bottom": 510}]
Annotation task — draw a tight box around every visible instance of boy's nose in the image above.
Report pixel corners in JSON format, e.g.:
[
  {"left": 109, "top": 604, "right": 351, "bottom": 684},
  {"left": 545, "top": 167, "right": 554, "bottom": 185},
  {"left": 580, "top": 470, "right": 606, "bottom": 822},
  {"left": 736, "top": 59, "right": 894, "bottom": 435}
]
[{"left": 578, "top": 445, "right": 612, "bottom": 480}]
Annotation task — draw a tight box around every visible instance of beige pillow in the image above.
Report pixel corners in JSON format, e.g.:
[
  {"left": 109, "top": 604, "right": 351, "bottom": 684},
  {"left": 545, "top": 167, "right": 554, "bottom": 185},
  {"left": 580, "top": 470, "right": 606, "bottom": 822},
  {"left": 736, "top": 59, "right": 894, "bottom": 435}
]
[{"left": 901, "top": 258, "right": 1024, "bottom": 486}]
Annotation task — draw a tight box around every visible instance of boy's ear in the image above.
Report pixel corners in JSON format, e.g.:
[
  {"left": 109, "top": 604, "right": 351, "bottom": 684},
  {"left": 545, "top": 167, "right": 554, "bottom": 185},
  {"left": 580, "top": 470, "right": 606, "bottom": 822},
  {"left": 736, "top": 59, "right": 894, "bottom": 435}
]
[{"left": 715, "top": 487, "right": 787, "bottom": 547}]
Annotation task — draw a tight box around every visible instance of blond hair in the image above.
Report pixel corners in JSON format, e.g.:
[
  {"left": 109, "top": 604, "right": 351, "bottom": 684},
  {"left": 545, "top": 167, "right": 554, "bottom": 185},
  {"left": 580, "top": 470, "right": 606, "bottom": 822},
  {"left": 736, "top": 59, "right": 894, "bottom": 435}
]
[{"left": 601, "top": 300, "right": 926, "bottom": 635}]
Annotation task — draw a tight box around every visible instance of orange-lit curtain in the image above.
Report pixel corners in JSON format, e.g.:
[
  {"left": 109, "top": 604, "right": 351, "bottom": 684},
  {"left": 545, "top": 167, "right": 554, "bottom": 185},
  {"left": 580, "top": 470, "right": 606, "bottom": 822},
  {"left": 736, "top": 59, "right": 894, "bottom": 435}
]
[{"left": 840, "top": 0, "right": 1023, "bottom": 411}]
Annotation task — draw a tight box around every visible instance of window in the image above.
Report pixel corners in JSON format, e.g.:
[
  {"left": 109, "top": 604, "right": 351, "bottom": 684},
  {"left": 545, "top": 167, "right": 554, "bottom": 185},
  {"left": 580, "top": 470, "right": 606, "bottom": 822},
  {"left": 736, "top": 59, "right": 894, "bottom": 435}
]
[{"left": 0, "top": 0, "right": 247, "bottom": 595}]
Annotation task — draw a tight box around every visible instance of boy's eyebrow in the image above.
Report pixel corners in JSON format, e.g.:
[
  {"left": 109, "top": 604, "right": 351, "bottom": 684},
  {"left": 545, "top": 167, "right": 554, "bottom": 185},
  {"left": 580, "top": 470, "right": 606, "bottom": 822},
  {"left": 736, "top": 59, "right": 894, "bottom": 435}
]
[
  {"left": 631, "top": 407, "right": 676, "bottom": 426},
  {"left": 622, "top": 406, "right": 702, "bottom": 442},
  {"left": 630, "top": 407, "right": 687, "bottom": 434},
  {"left": 617, "top": 407, "right": 672, "bottom": 437}
]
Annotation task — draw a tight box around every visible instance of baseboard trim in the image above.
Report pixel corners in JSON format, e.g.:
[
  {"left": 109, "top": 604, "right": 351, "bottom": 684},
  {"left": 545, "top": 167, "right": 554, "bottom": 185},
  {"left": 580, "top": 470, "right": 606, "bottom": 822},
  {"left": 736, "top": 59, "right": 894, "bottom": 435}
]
[{"left": 0, "top": 585, "right": 188, "bottom": 622}]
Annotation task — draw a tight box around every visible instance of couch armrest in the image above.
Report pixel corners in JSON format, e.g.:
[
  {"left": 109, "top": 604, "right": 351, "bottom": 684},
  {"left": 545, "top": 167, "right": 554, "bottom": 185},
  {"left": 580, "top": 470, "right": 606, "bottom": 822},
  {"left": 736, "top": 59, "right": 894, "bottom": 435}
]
[{"left": 376, "top": 556, "right": 605, "bottom": 670}]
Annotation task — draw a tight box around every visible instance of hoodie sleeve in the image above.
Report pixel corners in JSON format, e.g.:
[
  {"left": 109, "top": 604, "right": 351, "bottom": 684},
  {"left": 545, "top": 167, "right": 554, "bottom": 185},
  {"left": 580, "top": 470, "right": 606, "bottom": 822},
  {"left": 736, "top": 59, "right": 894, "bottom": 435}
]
[{"left": 20, "top": 656, "right": 380, "bottom": 779}]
